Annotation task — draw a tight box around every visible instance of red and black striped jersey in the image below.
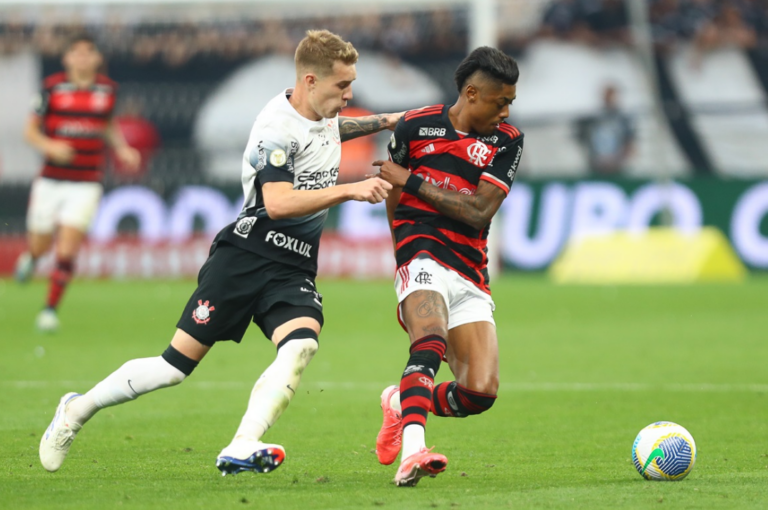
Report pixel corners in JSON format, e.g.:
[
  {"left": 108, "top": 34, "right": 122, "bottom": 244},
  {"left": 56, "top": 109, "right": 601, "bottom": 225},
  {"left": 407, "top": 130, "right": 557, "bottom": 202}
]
[
  {"left": 34, "top": 72, "right": 117, "bottom": 182},
  {"left": 387, "top": 104, "right": 524, "bottom": 294}
]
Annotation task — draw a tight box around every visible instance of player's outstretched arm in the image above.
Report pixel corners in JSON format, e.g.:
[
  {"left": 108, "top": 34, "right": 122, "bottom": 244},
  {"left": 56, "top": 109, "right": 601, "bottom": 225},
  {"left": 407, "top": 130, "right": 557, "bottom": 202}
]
[
  {"left": 338, "top": 112, "right": 404, "bottom": 142},
  {"left": 373, "top": 160, "right": 505, "bottom": 231},
  {"left": 262, "top": 178, "right": 392, "bottom": 220}
]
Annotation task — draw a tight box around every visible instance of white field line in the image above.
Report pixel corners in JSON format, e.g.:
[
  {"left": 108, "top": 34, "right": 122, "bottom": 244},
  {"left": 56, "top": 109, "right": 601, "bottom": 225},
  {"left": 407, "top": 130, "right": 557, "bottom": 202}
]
[{"left": 3, "top": 380, "right": 768, "bottom": 393}]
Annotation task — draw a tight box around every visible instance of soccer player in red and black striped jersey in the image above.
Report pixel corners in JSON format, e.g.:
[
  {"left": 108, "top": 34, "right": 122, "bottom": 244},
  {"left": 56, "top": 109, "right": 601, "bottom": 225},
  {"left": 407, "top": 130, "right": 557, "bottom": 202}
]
[
  {"left": 15, "top": 34, "right": 140, "bottom": 332},
  {"left": 372, "top": 47, "right": 523, "bottom": 486}
]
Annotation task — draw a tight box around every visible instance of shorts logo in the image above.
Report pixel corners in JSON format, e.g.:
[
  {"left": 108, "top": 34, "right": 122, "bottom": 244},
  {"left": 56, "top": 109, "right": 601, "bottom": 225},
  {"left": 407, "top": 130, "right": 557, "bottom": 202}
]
[
  {"left": 265, "top": 230, "right": 312, "bottom": 258},
  {"left": 419, "top": 127, "right": 446, "bottom": 137},
  {"left": 269, "top": 149, "right": 287, "bottom": 167},
  {"left": 192, "top": 299, "right": 215, "bottom": 325},
  {"left": 415, "top": 271, "right": 432, "bottom": 285},
  {"left": 467, "top": 140, "right": 492, "bottom": 167},
  {"left": 234, "top": 217, "right": 257, "bottom": 238}
]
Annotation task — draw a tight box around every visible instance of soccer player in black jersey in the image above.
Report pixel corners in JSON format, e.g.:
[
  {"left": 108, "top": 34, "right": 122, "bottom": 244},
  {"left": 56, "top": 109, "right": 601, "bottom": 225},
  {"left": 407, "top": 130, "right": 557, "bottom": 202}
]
[
  {"left": 372, "top": 47, "right": 524, "bottom": 486},
  {"left": 39, "top": 30, "right": 401, "bottom": 476}
]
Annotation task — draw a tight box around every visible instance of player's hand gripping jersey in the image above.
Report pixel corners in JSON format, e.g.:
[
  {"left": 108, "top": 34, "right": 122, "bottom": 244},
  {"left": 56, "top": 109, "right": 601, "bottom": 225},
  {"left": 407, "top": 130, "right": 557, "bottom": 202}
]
[
  {"left": 34, "top": 72, "right": 117, "bottom": 182},
  {"left": 388, "top": 104, "right": 524, "bottom": 294},
  {"left": 218, "top": 89, "right": 342, "bottom": 275}
]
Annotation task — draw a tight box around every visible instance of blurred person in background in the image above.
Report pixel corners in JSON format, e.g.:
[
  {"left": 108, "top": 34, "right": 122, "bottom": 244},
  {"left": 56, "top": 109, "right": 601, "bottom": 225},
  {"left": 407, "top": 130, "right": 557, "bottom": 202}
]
[
  {"left": 15, "top": 33, "right": 140, "bottom": 332},
  {"left": 576, "top": 84, "right": 635, "bottom": 175}
]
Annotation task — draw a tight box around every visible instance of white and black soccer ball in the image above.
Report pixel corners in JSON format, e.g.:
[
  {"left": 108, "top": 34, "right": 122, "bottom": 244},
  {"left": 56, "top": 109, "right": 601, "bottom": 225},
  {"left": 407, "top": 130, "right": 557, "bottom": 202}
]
[{"left": 632, "top": 421, "right": 696, "bottom": 481}]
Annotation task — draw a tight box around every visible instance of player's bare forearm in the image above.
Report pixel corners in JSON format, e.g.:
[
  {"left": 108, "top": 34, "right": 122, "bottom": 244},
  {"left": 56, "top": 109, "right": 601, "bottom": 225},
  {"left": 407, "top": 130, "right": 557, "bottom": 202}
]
[
  {"left": 262, "top": 179, "right": 390, "bottom": 220},
  {"left": 339, "top": 113, "right": 402, "bottom": 142},
  {"left": 106, "top": 119, "right": 128, "bottom": 149},
  {"left": 24, "top": 117, "right": 49, "bottom": 153},
  {"left": 415, "top": 181, "right": 506, "bottom": 231}
]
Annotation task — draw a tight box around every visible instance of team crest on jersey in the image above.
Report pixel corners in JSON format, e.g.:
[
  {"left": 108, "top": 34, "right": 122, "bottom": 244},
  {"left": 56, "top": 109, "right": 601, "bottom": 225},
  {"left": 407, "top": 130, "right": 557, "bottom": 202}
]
[
  {"left": 269, "top": 149, "right": 287, "bottom": 167},
  {"left": 415, "top": 271, "right": 432, "bottom": 285},
  {"left": 192, "top": 300, "right": 215, "bottom": 325},
  {"left": 234, "top": 217, "right": 257, "bottom": 238},
  {"left": 467, "top": 141, "right": 492, "bottom": 167},
  {"left": 91, "top": 91, "right": 109, "bottom": 111}
]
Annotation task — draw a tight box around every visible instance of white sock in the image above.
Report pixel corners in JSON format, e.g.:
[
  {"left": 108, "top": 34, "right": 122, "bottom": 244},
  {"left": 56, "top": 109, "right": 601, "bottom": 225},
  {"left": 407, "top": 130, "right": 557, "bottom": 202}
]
[
  {"left": 231, "top": 337, "right": 318, "bottom": 443},
  {"left": 401, "top": 424, "right": 426, "bottom": 460},
  {"left": 390, "top": 390, "right": 402, "bottom": 413},
  {"left": 67, "top": 356, "right": 186, "bottom": 426}
]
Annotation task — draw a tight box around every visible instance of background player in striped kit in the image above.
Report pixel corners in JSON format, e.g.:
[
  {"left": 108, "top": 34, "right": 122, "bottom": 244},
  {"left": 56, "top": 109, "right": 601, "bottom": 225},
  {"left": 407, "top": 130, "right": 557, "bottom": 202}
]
[
  {"left": 372, "top": 47, "right": 524, "bottom": 486},
  {"left": 15, "top": 33, "right": 141, "bottom": 332}
]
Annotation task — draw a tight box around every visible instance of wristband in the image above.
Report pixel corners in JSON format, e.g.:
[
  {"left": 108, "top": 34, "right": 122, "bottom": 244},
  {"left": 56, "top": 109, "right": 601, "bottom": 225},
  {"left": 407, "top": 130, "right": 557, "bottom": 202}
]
[{"left": 404, "top": 174, "right": 423, "bottom": 195}]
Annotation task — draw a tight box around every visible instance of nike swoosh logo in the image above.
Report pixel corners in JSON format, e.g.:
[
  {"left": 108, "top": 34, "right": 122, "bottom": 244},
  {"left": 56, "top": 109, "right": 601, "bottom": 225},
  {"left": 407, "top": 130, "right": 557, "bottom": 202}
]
[
  {"left": 642, "top": 447, "right": 665, "bottom": 474},
  {"left": 303, "top": 140, "right": 313, "bottom": 151},
  {"left": 286, "top": 384, "right": 295, "bottom": 395},
  {"left": 127, "top": 379, "right": 138, "bottom": 395}
]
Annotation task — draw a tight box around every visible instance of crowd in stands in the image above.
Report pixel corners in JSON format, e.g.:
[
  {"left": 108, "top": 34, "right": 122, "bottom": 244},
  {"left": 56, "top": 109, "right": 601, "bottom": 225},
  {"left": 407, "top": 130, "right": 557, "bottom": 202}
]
[
  {"left": 536, "top": 0, "right": 766, "bottom": 52},
  {"left": 0, "top": 9, "right": 467, "bottom": 64},
  {"left": 2, "top": 2, "right": 767, "bottom": 64}
]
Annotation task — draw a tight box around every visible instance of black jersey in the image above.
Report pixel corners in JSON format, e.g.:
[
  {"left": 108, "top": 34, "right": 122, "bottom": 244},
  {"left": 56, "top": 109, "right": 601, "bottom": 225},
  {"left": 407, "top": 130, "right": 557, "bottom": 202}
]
[{"left": 388, "top": 104, "right": 524, "bottom": 293}]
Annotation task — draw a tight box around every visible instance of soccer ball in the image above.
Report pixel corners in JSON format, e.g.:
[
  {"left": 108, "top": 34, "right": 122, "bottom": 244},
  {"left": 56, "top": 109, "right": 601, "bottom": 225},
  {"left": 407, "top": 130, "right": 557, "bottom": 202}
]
[{"left": 632, "top": 421, "right": 696, "bottom": 481}]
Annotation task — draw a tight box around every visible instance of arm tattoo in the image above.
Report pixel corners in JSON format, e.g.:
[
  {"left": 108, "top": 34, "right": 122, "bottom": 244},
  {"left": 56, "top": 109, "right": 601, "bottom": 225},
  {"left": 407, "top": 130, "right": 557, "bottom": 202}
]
[
  {"left": 416, "top": 182, "right": 506, "bottom": 231},
  {"left": 339, "top": 115, "right": 389, "bottom": 142}
]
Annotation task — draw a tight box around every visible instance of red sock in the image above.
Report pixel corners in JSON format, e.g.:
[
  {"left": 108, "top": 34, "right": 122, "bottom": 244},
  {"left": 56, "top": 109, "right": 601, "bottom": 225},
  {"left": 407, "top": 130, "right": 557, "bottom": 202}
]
[
  {"left": 400, "top": 335, "right": 447, "bottom": 430},
  {"left": 46, "top": 258, "right": 74, "bottom": 310}
]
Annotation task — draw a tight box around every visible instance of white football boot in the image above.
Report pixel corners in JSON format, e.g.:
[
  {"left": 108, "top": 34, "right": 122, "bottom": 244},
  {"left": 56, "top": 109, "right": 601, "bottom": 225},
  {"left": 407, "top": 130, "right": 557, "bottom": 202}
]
[
  {"left": 40, "top": 392, "right": 82, "bottom": 472},
  {"left": 36, "top": 308, "right": 59, "bottom": 333},
  {"left": 216, "top": 440, "right": 286, "bottom": 476}
]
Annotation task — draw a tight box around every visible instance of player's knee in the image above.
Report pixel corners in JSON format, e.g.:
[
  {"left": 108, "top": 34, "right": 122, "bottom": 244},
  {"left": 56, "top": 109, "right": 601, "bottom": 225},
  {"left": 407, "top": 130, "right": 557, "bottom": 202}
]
[
  {"left": 161, "top": 345, "right": 200, "bottom": 381},
  {"left": 456, "top": 383, "right": 497, "bottom": 415},
  {"left": 276, "top": 328, "right": 319, "bottom": 361}
]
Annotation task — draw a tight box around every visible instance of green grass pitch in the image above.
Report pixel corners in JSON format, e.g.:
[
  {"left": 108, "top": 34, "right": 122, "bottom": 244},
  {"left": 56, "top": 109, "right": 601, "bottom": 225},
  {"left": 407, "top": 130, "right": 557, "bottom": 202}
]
[{"left": 1, "top": 275, "right": 767, "bottom": 509}]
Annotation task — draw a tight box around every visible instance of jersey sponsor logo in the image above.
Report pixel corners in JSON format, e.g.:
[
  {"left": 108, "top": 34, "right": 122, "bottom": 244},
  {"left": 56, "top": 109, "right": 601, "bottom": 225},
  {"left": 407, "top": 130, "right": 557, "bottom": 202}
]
[
  {"left": 252, "top": 143, "right": 267, "bottom": 171},
  {"left": 265, "top": 230, "right": 313, "bottom": 258},
  {"left": 91, "top": 91, "right": 110, "bottom": 111},
  {"left": 55, "top": 120, "right": 103, "bottom": 137},
  {"left": 286, "top": 141, "right": 300, "bottom": 173},
  {"left": 192, "top": 299, "right": 215, "bottom": 325},
  {"left": 269, "top": 149, "right": 287, "bottom": 167},
  {"left": 414, "top": 172, "right": 475, "bottom": 195},
  {"left": 234, "top": 217, "right": 257, "bottom": 238},
  {"left": 508, "top": 145, "right": 523, "bottom": 179},
  {"left": 296, "top": 167, "right": 339, "bottom": 190},
  {"left": 479, "top": 135, "right": 499, "bottom": 144},
  {"left": 419, "top": 127, "right": 446, "bottom": 137},
  {"left": 415, "top": 271, "right": 432, "bottom": 285},
  {"left": 391, "top": 140, "right": 408, "bottom": 165},
  {"left": 467, "top": 140, "right": 492, "bottom": 167}
]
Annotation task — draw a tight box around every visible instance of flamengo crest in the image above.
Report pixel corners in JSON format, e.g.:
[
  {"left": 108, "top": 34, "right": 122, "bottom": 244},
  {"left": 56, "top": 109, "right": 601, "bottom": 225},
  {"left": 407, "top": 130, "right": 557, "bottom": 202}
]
[{"left": 467, "top": 140, "right": 492, "bottom": 166}]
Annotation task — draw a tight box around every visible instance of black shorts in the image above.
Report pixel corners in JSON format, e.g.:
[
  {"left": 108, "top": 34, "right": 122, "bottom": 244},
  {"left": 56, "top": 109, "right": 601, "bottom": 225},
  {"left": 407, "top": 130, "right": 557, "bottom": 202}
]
[{"left": 176, "top": 240, "right": 324, "bottom": 346}]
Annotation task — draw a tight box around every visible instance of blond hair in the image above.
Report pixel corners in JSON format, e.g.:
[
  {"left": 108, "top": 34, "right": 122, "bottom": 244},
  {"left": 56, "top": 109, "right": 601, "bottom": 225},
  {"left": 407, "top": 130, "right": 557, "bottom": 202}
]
[{"left": 295, "top": 30, "right": 359, "bottom": 77}]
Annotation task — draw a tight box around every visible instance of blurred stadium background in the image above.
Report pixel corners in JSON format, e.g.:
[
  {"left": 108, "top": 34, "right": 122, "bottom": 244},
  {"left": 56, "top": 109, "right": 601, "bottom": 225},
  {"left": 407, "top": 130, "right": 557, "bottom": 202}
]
[{"left": 0, "top": 0, "right": 767, "bottom": 278}]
